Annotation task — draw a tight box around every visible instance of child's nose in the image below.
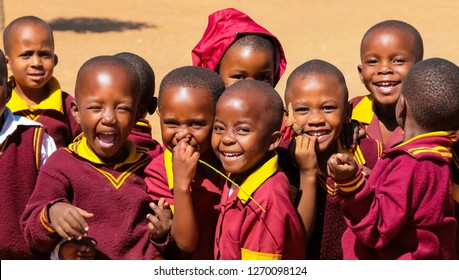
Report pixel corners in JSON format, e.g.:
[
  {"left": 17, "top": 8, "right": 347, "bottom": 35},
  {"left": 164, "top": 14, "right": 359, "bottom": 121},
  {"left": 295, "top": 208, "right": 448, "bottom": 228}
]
[
  {"left": 307, "top": 112, "right": 325, "bottom": 126},
  {"left": 175, "top": 126, "right": 191, "bottom": 140},
  {"left": 221, "top": 130, "right": 236, "bottom": 145},
  {"left": 102, "top": 109, "right": 116, "bottom": 124},
  {"left": 377, "top": 61, "right": 394, "bottom": 74},
  {"left": 31, "top": 55, "right": 42, "bottom": 66}
]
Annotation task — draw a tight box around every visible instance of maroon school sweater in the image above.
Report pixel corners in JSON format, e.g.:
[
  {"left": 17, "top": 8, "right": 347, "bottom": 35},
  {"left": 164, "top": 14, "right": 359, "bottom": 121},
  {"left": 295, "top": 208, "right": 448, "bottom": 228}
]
[
  {"left": 0, "top": 124, "right": 47, "bottom": 259},
  {"left": 337, "top": 132, "right": 457, "bottom": 259},
  {"left": 21, "top": 137, "right": 160, "bottom": 259}
]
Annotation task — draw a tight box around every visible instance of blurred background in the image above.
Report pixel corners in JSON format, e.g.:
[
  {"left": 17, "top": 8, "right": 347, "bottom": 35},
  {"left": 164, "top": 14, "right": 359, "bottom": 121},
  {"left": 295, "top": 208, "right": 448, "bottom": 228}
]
[{"left": 2, "top": 0, "right": 458, "bottom": 143}]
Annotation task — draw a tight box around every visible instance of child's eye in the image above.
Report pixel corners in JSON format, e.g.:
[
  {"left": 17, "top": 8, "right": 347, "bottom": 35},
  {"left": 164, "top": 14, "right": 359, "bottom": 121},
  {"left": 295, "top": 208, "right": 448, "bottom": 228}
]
[
  {"left": 393, "top": 58, "right": 406, "bottom": 64},
  {"left": 295, "top": 107, "right": 309, "bottom": 114},
  {"left": 87, "top": 106, "right": 102, "bottom": 111},
  {"left": 236, "top": 127, "right": 250, "bottom": 135},
  {"left": 231, "top": 74, "right": 245, "bottom": 80},
  {"left": 164, "top": 120, "right": 179, "bottom": 128},
  {"left": 116, "top": 106, "right": 131, "bottom": 112},
  {"left": 322, "top": 106, "right": 337, "bottom": 112},
  {"left": 366, "top": 59, "right": 378, "bottom": 65},
  {"left": 190, "top": 121, "right": 206, "bottom": 129},
  {"left": 256, "top": 75, "right": 273, "bottom": 84},
  {"left": 213, "top": 125, "right": 224, "bottom": 133}
]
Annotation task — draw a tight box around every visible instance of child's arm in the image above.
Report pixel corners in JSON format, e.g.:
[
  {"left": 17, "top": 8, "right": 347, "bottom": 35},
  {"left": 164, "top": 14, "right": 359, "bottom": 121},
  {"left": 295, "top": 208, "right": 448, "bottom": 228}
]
[
  {"left": 170, "top": 139, "right": 199, "bottom": 252},
  {"left": 290, "top": 134, "right": 317, "bottom": 244}
]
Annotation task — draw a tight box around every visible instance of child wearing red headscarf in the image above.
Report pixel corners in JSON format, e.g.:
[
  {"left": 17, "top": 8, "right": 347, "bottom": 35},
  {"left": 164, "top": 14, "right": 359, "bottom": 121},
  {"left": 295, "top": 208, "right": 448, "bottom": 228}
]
[{"left": 192, "top": 8, "right": 292, "bottom": 140}]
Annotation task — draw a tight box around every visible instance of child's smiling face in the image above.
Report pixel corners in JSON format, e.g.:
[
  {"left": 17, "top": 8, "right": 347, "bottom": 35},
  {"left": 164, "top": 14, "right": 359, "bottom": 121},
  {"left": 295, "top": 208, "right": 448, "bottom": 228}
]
[
  {"left": 212, "top": 89, "right": 278, "bottom": 177},
  {"left": 72, "top": 67, "right": 138, "bottom": 163},
  {"left": 158, "top": 85, "right": 215, "bottom": 156},
  {"left": 285, "top": 74, "right": 349, "bottom": 153},
  {"left": 358, "top": 27, "right": 418, "bottom": 107}
]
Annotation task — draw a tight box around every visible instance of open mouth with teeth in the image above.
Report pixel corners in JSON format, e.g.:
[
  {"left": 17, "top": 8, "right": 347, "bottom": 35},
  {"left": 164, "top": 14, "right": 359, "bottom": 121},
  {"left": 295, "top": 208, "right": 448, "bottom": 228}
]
[
  {"left": 97, "top": 132, "right": 117, "bottom": 147},
  {"left": 374, "top": 81, "right": 400, "bottom": 90},
  {"left": 304, "top": 130, "right": 330, "bottom": 137},
  {"left": 221, "top": 152, "right": 243, "bottom": 161}
]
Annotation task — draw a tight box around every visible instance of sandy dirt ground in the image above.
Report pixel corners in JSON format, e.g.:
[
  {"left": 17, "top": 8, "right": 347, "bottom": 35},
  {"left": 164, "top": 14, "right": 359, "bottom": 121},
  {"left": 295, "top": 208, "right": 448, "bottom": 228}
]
[{"left": 3, "top": 0, "right": 459, "bottom": 143}]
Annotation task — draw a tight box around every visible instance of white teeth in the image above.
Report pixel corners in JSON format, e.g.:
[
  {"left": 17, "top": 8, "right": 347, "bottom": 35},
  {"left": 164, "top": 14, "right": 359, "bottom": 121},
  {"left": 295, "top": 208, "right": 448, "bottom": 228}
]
[
  {"left": 306, "top": 131, "right": 328, "bottom": 137},
  {"left": 222, "top": 152, "right": 242, "bottom": 158},
  {"left": 375, "top": 81, "right": 398, "bottom": 87}
]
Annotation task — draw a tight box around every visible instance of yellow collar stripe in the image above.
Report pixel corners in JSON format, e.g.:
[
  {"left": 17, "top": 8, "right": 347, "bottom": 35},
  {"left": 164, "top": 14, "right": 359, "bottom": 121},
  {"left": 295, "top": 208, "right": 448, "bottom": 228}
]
[
  {"left": 136, "top": 119, "right": 151, "bottom": 128},
  {"left": 67, "top": 136, "right": 148, "bottom": 190},
  {"left": 86, "top": 155, "right": 150, "bottom": 189},
  {"left": 241, "top": 248, "right": 282, "bottom": 260},
  {"left": 396, "top": 131, "right": 454, "bottom": 148},
  {"left": 68, "top": 136, "right": 142, "bottom": 166},
  {"left": 351, "top": 95, "right": 374, "bottom": 124},
  {"left": 164, "top": 149, "right": 174, "bottom": 191},
  {"left": 7, "top": 77, "right": 64, "bottom": 113},
  {"left": 33, "top": 126, "right": 43, "bottom": 169},
  {"left": 337, "top": 140, "right": 366, "bottom": 166},
  {"left": 237, "top": 154, "right": 278, "bottom": 204}
]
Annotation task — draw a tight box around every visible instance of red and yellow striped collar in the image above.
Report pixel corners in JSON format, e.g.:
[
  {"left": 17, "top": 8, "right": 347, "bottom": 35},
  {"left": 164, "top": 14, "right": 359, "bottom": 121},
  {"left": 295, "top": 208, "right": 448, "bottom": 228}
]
[{"left": 68, "top": 135, "right": 143, "bottom": 168}]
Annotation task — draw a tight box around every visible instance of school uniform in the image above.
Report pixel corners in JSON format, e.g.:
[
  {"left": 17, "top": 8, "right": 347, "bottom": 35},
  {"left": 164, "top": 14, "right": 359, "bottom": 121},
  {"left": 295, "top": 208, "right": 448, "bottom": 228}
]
[
  {"left": 277, "top": 138, "right": 382, "bottom": 259},
  {"left": 337, "top": 131, "right": 457, "bottom": 260},
  {"left": 144, "top": 149, "right": 225, "bottom": 259},
  {"left": 20, "top": 136, "right": 161, "bottom": 260},
  {"left": 128, "top": 118, "right": 163, "bottom": 159},
  {"left": 214, "top": 152, "right": 305, "bottom": 260},
  {"left": 7, "top": 76, "right": 81, "bottom": 148},
  {"left": 351, "top": 95, "right": 403, "bottom": 150},
  {"left": 0, "top": 108, "right": 56, "bottom": 259}
]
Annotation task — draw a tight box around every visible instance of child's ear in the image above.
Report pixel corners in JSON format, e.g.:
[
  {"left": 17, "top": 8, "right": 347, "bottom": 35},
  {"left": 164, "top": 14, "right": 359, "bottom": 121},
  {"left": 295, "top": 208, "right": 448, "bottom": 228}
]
[
  {"left": 148, "top": 97, "right": 158, "bottom": 115},
  {"left": 268, "top": 131, "right": 283, "bottom": 151},
  {"left": 357, "top": 65, "right": 364, "bottom": 84},
  {"left": 5, "top": 80, "right": 13, "bottom": 102},
  {"left": 344, "top": 101, "right": 353, "bottom": 123},
  {"left": 396, "top": 95, "right": 407, "bottom": 122},
  {"left": 5, "top": 55, "right": 10, "bottom": 71},
  {"left": 70, "top": 100, "right": 81, "bottom": 124},
  {"left": 53, "top": 54, "right": 59, "bottom": 67}
]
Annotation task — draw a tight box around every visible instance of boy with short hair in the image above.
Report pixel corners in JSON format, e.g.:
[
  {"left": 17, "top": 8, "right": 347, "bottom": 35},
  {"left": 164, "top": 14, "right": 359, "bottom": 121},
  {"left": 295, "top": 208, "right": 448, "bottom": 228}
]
[
  {"left": 328, "top": 58, "right": 459, "bottom": 259},
  {"left": 144, "top": 66, "right": 226, "bottom": 259},
  {"left": 115, "top": 52, "right": 162, "bottom": 159},
  {"left": 3, "top": 16, "right": 81, "bottom": 148},
  {"left": 21, "top": 55, "right": 161, "bottom": 260},
  {"left": 279, "top": 59, "right": 382, "bottom": 259},
  {"left": 0, "top": 49, "right": 57, "bottom": 259},
  {"left": 212, "top": 79, "right": 304, "bottom": 260},
  {"left": 351, "top": 20, "right": 423, "bottom": 150}
]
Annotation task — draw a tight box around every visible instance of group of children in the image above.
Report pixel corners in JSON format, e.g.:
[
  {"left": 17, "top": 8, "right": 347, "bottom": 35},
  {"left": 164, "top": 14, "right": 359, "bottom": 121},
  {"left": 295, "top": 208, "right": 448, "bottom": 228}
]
[{"left": 1, "top": 8, "right": 458, "bottom": 260}]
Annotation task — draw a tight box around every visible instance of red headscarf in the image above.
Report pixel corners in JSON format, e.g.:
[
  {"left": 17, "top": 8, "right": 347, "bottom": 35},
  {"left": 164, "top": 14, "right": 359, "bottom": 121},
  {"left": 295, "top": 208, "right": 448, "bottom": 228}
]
[{"left": 192, "top": 8, "right": 287, "bottom": 87}]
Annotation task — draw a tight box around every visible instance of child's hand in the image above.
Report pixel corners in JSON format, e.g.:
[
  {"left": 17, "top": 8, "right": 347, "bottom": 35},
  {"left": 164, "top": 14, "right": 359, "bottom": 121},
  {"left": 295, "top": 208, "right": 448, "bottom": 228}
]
[
  {"left": 289, "top": 134, "right": 318, "bottom": 174},
  {"left": 147, "top": 198, "right": 172, "bottom": 240},
  {"left": 58, "top": 237, "right": 97, "bottom": 260},
  {"left": 340, "top": 120, "right": 366, "bottom": 152},
  {"left": 172, "top": 138, "right": 200, "bottom": 191},
  {"left": 327, "top": 153, "right": 359, "bottom": 181},
  {"left": 49, "top": 202, "right": 94, "bottom": 240}
]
